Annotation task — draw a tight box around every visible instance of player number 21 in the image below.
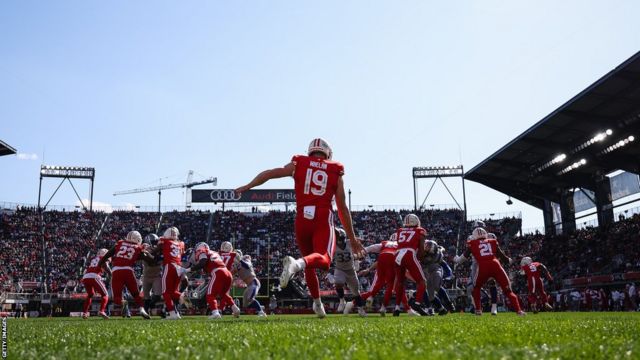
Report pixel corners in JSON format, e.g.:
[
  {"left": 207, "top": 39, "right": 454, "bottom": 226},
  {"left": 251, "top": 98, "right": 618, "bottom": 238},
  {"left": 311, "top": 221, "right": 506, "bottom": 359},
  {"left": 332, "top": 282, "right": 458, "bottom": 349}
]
[
  {"left": 479, "top": 242, "right": 493, "bottom": 257},
  {"left": 304, "top": 169, "right": 328, "bottom": 196}
]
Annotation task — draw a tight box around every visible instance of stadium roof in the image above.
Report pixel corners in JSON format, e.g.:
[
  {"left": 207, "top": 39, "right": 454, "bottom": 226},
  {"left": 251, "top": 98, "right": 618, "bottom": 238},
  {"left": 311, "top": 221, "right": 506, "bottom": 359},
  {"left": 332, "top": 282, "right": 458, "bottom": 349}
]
[
  {"left": 0, "top": 140, "right": 17, "bottom": 157},
  {"left": 466, "top": 50, "right": 640, "bottom": 209}
]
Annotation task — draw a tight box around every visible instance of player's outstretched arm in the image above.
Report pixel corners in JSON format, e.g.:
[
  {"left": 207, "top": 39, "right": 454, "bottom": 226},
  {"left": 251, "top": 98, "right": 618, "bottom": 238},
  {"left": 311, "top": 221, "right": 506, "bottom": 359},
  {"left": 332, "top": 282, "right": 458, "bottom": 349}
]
[
  {"left": 97, "top": 247, "right": 116, "bottom": 267},
  {"left": 454, "top": 246, "right": 471, "bottom": 264},
  {"left": 235, "top": 163, "right": 295, "bottom": 194},
  {"left": 335, "top": 177, "right": 365, "bottom": 258},
  {"left": 102, "top": 263, "right": 112, "bottom": 277},
  {"left": 140, "top": 251, "right": 156, "bottom": 265},
  {"left": 495, "top": 245, "right": 511, "bottom": 265},
  {"left": 540, "top": 263, "right": 553, "bottom": 281}
]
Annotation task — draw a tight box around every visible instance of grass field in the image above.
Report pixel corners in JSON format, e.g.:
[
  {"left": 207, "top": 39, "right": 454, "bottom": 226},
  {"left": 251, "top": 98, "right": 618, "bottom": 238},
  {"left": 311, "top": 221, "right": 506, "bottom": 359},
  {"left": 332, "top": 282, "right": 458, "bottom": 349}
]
[{"left": 5, "top": 312, "right": 640, "bottom": 359}]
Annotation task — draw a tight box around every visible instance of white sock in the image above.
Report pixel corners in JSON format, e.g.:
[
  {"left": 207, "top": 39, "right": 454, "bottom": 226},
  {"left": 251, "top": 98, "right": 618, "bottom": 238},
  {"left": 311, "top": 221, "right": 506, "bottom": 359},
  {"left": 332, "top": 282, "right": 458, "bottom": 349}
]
[
  {"left": 491, "top": 304, "right": 497, "bottom": 312},
  {"left": 295, "top": 258, "right": 306, "bottom": 271},
  {"left": 313, "top": 298, "right": 322, "bottom": 306},
  {"left": 232, "top": 304, "right": 240, "bottom": 312},
  {"left": 211, "top": 309, "right": 220, "bottom": 316},
  {"left": 395, "top": 305, "right": 400, "bottom": 311}
]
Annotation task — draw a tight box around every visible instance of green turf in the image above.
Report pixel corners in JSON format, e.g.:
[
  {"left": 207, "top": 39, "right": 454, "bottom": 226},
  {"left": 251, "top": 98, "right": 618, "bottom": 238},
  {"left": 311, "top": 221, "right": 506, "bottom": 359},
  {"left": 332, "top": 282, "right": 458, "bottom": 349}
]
[{"left": 5, "top": 312, "right": 640, "bottom": 359}]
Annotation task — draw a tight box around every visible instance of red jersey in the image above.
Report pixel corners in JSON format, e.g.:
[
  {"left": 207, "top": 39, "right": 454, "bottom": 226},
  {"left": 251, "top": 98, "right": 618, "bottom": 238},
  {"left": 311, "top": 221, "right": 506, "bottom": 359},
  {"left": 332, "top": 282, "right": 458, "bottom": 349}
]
[
  {"left": 292, "top": 155, "right": 344, "bottom": 210},
  {"left": 158, "top": 238, "right": 185, "bottom": 265},
  {"left": 197, "top": 250, "right": 227, "bottom": 274},
  {"left": 522, "top": 262, "right": 542, "bottom": 281},
  {"left": 380, "top": 240, "right": 398, "bottom": 255},
  {"left": 395, "top": 226, "right": 427, "bottom": 251},
  {"left": 468, "top": 238, "right": 499, "bottom": 264},
  {"left": 112, "top": 240, "right": 143, "bottom": 267},
  {"left": 219, "top": 251, "right": 237, "bottom": 271},
  {"left": 85, "top": 255, "right": 106, "bottom": 275}
]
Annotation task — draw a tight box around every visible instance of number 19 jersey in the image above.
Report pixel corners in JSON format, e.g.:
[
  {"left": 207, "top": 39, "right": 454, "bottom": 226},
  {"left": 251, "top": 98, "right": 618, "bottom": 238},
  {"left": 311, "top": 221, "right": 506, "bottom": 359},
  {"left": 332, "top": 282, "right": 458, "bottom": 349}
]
[{"left": 292, "top": 155, "right": 344, "bottom": 210}]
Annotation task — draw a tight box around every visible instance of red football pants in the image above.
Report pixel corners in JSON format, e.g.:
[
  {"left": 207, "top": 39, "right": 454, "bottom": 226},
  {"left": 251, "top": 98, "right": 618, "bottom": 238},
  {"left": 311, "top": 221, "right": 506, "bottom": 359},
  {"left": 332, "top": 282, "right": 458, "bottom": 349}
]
[
  {"left": 527, "top": 277, "right": 548, "bottom": 306},
  {"left": 361, "top": 253, "right": 408, "bottom": 308},
  {"left": 162, "top": 263, "right": 182, "bottom": 312},
  {"left": 112, "top": 268, "right": 144, "bottom": 307},
  {"left": 394, "top": 250, "right": 426, "bottom": 305},
  {"left": 472, "top": 260, "right": 521, "bottom": 313},
  {"left": 294, "top": 209, "right": 336, "bottom": 299},
  {"left": 82, "top": 277, "right": 108, "bottom": 313},
  {"left": 206, "top": 268, "right": 234, "bottom": 311}
]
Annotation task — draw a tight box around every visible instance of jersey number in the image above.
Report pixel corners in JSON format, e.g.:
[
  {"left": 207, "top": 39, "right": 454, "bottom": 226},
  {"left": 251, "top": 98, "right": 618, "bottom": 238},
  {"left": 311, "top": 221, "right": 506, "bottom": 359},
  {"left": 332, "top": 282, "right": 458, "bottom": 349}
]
[
  {"left": 304, "top": 169, "right": 328, "bottom": 196},
  {"left": 529, "top": 264, "right": 537, "bottom": 272},
  {"left": 336, "top": 252, "right": 352, "bottom": 263},
  {"left": 90, "top": 257, "right": 100, "bottom": 267},
  {"left": 397, "top": 231, "right": 415, "bottom": 243},
  {"left": 169, "top": 243, "right": 181, "bottom": 258},
  {"left": 116, "top": 244, "right": 136, "bottom": 260},
  {"left": 221, "top": 255, "right": 231, "bottom": 266},
  {"left": 479, "top": 242, "right": 493, "bottom": 257}
]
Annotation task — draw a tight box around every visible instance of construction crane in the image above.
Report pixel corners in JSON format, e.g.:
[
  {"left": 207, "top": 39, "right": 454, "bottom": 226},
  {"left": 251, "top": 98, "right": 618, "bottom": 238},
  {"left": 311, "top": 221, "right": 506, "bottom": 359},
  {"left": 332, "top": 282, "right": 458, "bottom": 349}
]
[{"left": 114, "top": 171, "right": 217, "bottom": 212}]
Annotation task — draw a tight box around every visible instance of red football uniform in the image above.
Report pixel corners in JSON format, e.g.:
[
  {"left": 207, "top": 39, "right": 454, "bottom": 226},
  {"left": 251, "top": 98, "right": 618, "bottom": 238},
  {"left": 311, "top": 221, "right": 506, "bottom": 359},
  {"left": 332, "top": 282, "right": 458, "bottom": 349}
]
[
  {"left": 522, "top": 262, "right": 549, "bottom": 307},
  {"left": 111, "top": 240, "right": 145, "bottom": 307},
  {"left": 361, "top": 240, "right": 408, "bottom": 308},
  {"left": 467, "top": 238, "right": 522, "bottom": 313},
  {"left": 112, "top": 240, "right": 143, "bottom": 267},
  {"left": 291, "top": 154, "right": 344, "bottom": 299},
  {"left": 159, "top": 238, "right": 185, "bottom": 265},
  {"left": 394, "top": 226, "right": 428, "bottom": 305},
  {"left": 82, "top": 255, "right": 109, "bottom": 314},
  {"left": 219, "top": 251, "right": 237, "bottom": 271},
  {"left": 198, "top": 250, "right": 234, "bottom": 312}
]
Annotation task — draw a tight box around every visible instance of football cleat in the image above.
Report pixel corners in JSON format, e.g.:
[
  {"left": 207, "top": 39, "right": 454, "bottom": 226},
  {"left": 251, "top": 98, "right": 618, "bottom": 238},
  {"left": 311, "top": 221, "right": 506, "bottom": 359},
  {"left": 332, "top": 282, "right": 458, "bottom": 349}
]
[
  {"left": 139, "top": 307, "right": 151, "bottom": 320},
  {"left": 313, "top": 301, "right": 326, "bottom": 319},
  {"left": 208, "top": 311, "right": 222, "bottom": 320},
  {"left": 279, "top": 256, "right": 299, "bottom": 288},
  {"left": 517, "top": 311, "right": 527, "bottom": 317},
  {"left": 257, "top": 311, "right": 267, "bottom": 318},
  {"left": 165, "top": 310, "right": 181, "bottom": 320},
  {"left": 379, "top": 306, "right": 386, "bottom": 317},
  {"left": 231, "top": 305, "right": 241, "bottom": 318},
  {"left": 393, "top": 309, "right": 401, "bottom": 317},
  {"left": 544, "top": 303, "right": 553, "bottom": 311},
  {"left": 357, "top": 307, "right": 367, "bottom": 317},
  {"left": 82, "top": 312, "right": 89, "bottom": 319},
  {"left": 343, "top": 301, "right": 354, "bottom": 315},
  {"left": 98, "top": 311, "right": 109, "bottom": 320},
  {"left": 337, "top": 299, "right": 347, "bottom": 313},
  {"left": 438, "top": 308, "right": 449, "bottom": 316},
  {"left": 407, "top": 309, "right": 421, "bottom": 317},
  {"left": 426, "top": 307, "right": 435, "bottom": 316},
  {"left": 410, "top": 301, "right": 428, "bottom": 316}
]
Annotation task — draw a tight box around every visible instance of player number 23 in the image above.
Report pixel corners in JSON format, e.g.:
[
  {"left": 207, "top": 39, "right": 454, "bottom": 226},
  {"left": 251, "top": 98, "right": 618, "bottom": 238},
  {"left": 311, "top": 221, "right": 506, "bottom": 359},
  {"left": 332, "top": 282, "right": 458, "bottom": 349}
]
[
  {"left": 304, "top": 169, "right": 328, "bottom": 196},
  {"left": 116, "top": 244, "right": 136, "bottom": 260}
]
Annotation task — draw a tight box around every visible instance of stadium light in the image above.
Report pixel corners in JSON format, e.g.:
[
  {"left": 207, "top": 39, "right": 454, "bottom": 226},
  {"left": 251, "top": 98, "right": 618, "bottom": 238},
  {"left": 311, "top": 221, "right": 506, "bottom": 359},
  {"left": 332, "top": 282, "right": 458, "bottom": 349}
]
[
  {"left": 40, "top": 165, "right": 95, "bottom": 179},
  {"left": 413, "top": 165, "right": 463, "bottom": 178},
  {"left": 571, "top": 129, "right": 613, "bottom": 154},
  {"left": 599, "top": 135, "right": 635, "bottom": 155},
  {"left": 532, "top": 153, "right": 567, "bottom": 174},
  {"left": 558, "top": 158, "right": 587, "bottom": 175}
]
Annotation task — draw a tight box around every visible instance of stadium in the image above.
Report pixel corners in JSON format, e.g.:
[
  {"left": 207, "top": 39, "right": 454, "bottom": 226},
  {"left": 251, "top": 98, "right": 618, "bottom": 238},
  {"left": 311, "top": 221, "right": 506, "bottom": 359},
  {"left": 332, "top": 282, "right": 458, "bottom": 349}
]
[{"left": 2, "top": 3, "right": 640, "bottom": 360}]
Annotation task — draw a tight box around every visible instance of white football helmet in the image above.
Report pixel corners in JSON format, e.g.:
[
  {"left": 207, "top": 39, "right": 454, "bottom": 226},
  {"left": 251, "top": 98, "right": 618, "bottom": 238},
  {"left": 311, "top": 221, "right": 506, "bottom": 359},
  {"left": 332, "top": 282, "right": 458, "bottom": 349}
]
[
  {"left": 472, "top": 220, "right": 486, "bottom": 228},
  {"left": 307, "top": 138, "right": 333, "bottom": 160},
  {"left": 487, "top": 233, "right": 497, "bottom": 240},
  {"left": 163, "top": 227, "right": 180, "bottom": 240},
  {"left": 403, "top": 214, "right": 421, "bottom": 227},
  {"left": 195, "top": 242, "right": 209, "bottom": 252},
  {"left": 97, "top": 248, "right": 108, "bottom": 257},
  {"left": 125, "top": 231, "right": 142, "bottom": 244},
  {"left": 221, "top": 241, "right": 233, "bottom": 253},
  {"left": 521, "top": 257, "right": 533, "bottom": 266},
  {"left": 471, "top": 227, "right": 488, "bottom": 240}
]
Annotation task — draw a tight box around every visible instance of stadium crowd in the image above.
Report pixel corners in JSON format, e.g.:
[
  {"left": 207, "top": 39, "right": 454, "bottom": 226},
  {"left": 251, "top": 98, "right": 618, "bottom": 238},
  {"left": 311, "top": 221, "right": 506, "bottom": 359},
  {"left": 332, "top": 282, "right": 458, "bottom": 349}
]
[{"left": 1, "top": 206, "right": 639, "bottom": 312}]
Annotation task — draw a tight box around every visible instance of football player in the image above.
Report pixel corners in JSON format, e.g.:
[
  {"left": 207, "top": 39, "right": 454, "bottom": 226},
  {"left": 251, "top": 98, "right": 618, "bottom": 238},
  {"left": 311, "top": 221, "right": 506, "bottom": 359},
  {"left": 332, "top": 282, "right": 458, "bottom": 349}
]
[
  {"left": 151, "top": 227, "right": 189, "bottom": 320},
  {"left": 188, "top": 242, "right": 240, "bottom": 319},
  {"left": 332, "top": 228, "right": 366, "bottom": 316},
  {"left": 455, "top": 227, "right": 524, "bottom": 316},
  {"left": 141, "top": 234, "right": 163, "bottom": 316},
  {"left": 422, "top": 240, "right": 455, "bottom": 315},
  {"left": 358, "top": 235, "right": 414, "bottom": 316},
  {"left": 233, "top": 254, "right": 267, "bottom": 317},
  {"left": 520, "top": 257, "right": 554, "bottom": 313},
  {"left": 81, "top": 248, "right": 111, "bottom": 319},
  {"left": 235, "top": 138, "right": 365, "bottom": 318},
  {"left": 98, "top": 231, "right": 152, "bottom": 319},
  {"left": 394, "top": 214, "right": 429, "bottom": 316}
]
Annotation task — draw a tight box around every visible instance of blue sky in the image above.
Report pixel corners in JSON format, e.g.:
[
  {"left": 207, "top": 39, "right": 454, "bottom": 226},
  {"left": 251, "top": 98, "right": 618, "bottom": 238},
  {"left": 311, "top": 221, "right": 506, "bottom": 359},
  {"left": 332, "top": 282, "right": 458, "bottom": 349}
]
[{"left": 1, "top": 1, "right": 639, "bottom": 230}]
